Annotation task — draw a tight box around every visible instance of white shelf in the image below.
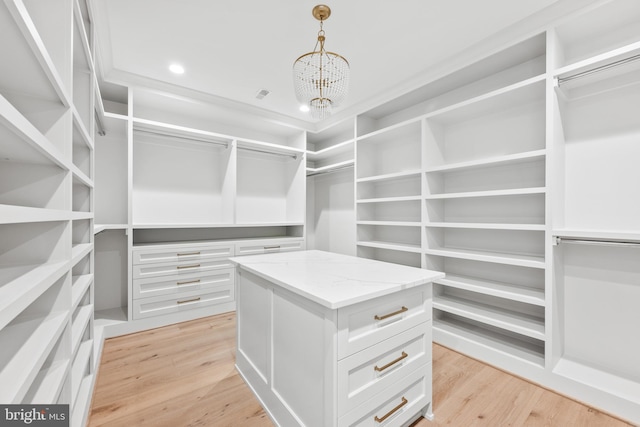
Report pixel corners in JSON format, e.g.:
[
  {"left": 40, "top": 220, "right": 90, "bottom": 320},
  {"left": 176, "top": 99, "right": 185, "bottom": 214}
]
[
  {"left": 71, "top": 374, "right": 94, "bottom": 427},
  {"left": 357, "top": 196, "right": 422, "bottom": 204},
  {"left": 70, "top": 211, "right": 93, "bottom": 221},
  {"left": 306, "top": 139, "right": 354, "bottom": 161},
  {"left": 425, "top": 247, "right": 545, "bottom": 269},
  {"left": 94, "top": 307, "right": 127, "bottom": 328},
  {"left": 94, "top": 223, "right": 128, "bottom": 234},
  {"left": 434, "top": 294, "right": 545, "bottom": 340},
  {"left": 2, "top": 0, "right": 71, "bottom": 107},
  {"left": 425, "top": 187, "right": 546, "bottom": 200},
  {"left": 425, "top": 149, "right": 546, "bottom": 173},
  {"left": 72, "top": 107, "right": 94, "bottom": 150},
  {"left": 71, "top": 339, "right": 93, "bottom": 409},
  {"left": 426, "top": 222, "right": 545, "bottom": 231},
  {"left": 71, "top": 274, "right": 93, "bottom": 310},
  {"left": 425, "top": 75, "right": 545, "bottom": 124},
  {"left": 71, "top": 243, "right": 92, "bottom": 265},
  {"left": 0, "top": 204, "right": 71, "bottom": 224},
  {"left": 356, "top": 240, "right": 422, "bottom": 254},
  {"left": 306, "top": 159, "right": 354, "bottom": 175},
  {"left": 356, "top": 169, "right": 422, "bottom": 183},
  {"left": 23, "top": 359, "right": 70, "bottom": 404},
  {"left": 71, "top": 304, "right": 93, "bottom": 356},
  {"left": 0, "top": 311, "right": 69, "bottom": 403},
  {"left": 357, "top": 116, "right": 422, "bottom": 141},
  {"left": 133, "top": 117, "right": 233, "bottom": 145},
  {"left": 132, "top": 222, "right": 304, "bottom": 229},
  {"left": 0, "top": 261, "right": 69, "bottom": 330},
  {"left": 357, "top": 221, "right": 422, "bottom": 227},
  {"left": 435, "top": 274, "right": 545, "bottom": 306},
  {"left": 553, "top": 358, "right": 640, "bottom": 405},
  {"left": 554, "top": 41, "right": 640, "bottom": 81},
  {"left": 71, "top": 165, "right": 93, "bottom": 188},
  {"left": 0, "top": 94, "right": 69, "bottom": 169},
  {"left": 433, "top": 316, "right": 545, "bottom": 367},
  {"left": 237, "top": 138, "right": 305, "bottom": 157},
  {"left": 72, "top": 0, "right": 94, "bottom": 73}
]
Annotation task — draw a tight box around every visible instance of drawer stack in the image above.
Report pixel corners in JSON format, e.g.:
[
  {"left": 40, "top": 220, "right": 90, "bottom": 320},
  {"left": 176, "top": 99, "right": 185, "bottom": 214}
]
[
  {"left": 132, "top": 242, "right": 235, "bottom": 320},
  {"left": 337, "top": 286, "right": 433, "bottom": 426}
]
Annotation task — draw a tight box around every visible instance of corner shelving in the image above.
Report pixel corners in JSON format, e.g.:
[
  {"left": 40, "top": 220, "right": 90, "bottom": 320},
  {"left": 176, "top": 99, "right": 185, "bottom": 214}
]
[
  {"left": 433, "top": 313, "right": 545, "bottom": 367},
  {"left": 1, "top": 1, "right": 96, "bottom": 420},
  {"left": 435, "top": 274, "right": 544, "bottom": 306},
  {"left": 0, "top": 310, "right": 69, "bottom": 403},
  {"left": 23, "top": 359, "right": 70, "bottom": 404},
  {"left": 433, "top": 288, "right": 545, "bottom": 340},
  {"left": 547, "top": 3, "right": 640, "bottom": 420}
]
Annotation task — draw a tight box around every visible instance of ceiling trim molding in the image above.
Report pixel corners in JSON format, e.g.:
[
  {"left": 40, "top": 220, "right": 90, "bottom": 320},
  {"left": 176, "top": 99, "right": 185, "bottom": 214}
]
[{"left": 103, "top": 68, "right": 318, "bottom": 133}]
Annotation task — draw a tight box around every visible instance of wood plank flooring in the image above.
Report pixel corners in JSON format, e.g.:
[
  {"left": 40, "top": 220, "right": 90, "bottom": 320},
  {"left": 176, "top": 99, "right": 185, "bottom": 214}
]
[{"left": 89, "top": 313, "right": 633, "bottom": 427}]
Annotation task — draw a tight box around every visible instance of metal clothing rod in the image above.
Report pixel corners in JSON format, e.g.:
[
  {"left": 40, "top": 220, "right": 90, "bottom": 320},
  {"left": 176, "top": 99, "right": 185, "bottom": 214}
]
[
  {"left": 555, "top": 236, "right": 640, "bottom": 247},
  {"left": 307, "top": 163, "right": 354, "bottom": 177},
  {"left": 238, "top": 146, "right": 298, "bottom": 159},
  {"left": 557, "top": 53, "right": 640, "bottom": 85},
  {"left": 134, "top": 128, "right": 229, "bottom": 147}
]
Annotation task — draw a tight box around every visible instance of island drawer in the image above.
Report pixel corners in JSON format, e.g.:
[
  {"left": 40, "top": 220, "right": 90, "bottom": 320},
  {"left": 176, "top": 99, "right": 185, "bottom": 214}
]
[
  {"left": 234, "top": 238, "right": 304, "bottom": 256},
  {"left": 133, "top": 268, "right": 234, "bottom": 300},
  {"left": 337, "top": 285, "right": 431, "bottom": 359},
  {"left": 133, "top": 258, "right": 235, "bottom": 280},
  {"left": 339, "top": 363, "right": 431, "bottom": 427},
  {"left": 132, "top": 285, "right": 234, "bottom": 320},
  {"left": 132, "top": 243, "right": 234, "bottom": 265},
  {"left": 337, "top": 322, "right": 431, "bottom": 417}
]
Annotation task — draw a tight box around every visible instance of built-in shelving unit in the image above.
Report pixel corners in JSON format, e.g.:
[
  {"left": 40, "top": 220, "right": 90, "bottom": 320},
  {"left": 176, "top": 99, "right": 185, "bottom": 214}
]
[
  {"left": 3, "top": 0, "right": 638, "bottom": 424},
  {"left": 355, "top": 120, "right": 423, "bottom": 267},
  {"left": 304, "top": 120, "right": 356, "bottom": 255},
  {"left": 547, "top": 0, "right": 640, "bottom": 422},
  {"left": 0, "top": 0, "right": 97, "bottom": 424},
  {"left": 305, "top": 3, "right": 640, "bottom": 420},
  {"left": 90, "top": 85, "right": 308, "bottom": 342}
]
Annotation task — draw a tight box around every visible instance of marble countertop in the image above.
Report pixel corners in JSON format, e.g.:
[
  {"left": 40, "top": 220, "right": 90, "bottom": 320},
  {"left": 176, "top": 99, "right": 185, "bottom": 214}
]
[{"left": 229, "top": 250, "right": 445, "bottom": 309}]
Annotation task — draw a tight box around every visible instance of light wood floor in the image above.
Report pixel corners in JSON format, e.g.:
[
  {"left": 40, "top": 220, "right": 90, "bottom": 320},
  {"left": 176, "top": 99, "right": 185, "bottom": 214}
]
[{"left": 89, "top": 313, "right": 633, "bottom": 427}]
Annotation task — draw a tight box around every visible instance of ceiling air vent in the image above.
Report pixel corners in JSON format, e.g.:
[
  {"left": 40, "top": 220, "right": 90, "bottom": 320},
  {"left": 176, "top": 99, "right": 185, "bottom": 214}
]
[{"left": 255, "top": 89, "right": 270, "bottom": 100}]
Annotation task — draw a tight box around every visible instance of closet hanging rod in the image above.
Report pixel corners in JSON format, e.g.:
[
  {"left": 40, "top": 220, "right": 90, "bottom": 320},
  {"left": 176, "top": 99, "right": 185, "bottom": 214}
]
[
  {"left": 307, "top": 163, "right": 354, "bottom": 177},
  {"left": 133, "top": 128, "right": 229, "bottom": 147},
  {"left": 238, "top": 146, "right": 298, "bottom": 159},
  {"left": 554, "top": 236, "right": 640, "bottom": 247},
  {"left": 557, "top": 53, "right": 640, "bottom": 85}
]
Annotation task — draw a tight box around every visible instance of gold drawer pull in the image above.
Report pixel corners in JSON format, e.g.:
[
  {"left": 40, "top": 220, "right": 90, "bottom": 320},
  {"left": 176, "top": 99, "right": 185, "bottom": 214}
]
[
  {"left": 177, "top": 297, "right": 201, "bottom": 305},
  {"left": 374, "top": 397, "right": 408, "bottom": 423},
  {"left": 177, "top": 251, "right": 201, "bottom": 256},
  {"left": 374, "top": 351, "right": 408, "bottom": 372},
  {"left": 374, "top": 306, "right": 408, "bottom": 321},
  {"left": 177, "top": 264, "right": 200, "bottom": 270},
  {"left": 177, "top": 279, "right": 201, "bottom": 286}
]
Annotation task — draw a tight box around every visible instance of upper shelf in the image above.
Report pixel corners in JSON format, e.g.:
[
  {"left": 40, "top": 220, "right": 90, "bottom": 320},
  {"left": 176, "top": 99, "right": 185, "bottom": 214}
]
[
  {"left": 0, "top": 94, "right": 69, "bottom": 169},
  {"left": 425, "top": 150, "right": 546, "bottom": 174},
  {"left": 0, "top": 0, "right": 71, "bottom": 108},
  {"left": 553, "top": 0, "right": 640, "bottom": 69}
]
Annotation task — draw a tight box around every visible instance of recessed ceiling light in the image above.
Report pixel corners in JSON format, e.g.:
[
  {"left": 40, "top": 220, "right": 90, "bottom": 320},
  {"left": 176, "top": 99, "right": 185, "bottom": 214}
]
[
  {"left": 299, "top": 104, "right": 310, "bottom": 112},
  {"left": 169, "top": 63, "right": 185, "bottom": 74}
]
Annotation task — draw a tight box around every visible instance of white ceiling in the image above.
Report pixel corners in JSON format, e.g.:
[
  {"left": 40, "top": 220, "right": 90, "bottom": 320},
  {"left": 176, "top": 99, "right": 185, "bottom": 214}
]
[{"left": 90, "top": 0, "right": 594, "bottom": 130}]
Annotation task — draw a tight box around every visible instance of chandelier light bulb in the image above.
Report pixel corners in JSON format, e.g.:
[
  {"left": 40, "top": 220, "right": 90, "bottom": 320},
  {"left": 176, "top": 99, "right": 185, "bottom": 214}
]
[{"left": 293, "top": 5, "right": 349, "bottom": 119}]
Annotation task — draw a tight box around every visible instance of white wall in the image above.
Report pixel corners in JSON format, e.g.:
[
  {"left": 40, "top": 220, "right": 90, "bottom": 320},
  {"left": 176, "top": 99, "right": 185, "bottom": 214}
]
[{"left": 306, "top": 169, "right": 356, "bottom": 256}]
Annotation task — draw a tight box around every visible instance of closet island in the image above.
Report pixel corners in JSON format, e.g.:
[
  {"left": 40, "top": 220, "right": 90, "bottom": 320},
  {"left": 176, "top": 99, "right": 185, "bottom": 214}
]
[{"left": 230, "top": 250, "right": 444, "bottom": 427}]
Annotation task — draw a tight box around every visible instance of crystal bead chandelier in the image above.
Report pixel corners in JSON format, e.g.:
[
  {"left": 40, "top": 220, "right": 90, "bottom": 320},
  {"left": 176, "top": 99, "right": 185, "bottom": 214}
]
[{"left": 293, "top": 5, "right": 349, "bottom": 120}]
